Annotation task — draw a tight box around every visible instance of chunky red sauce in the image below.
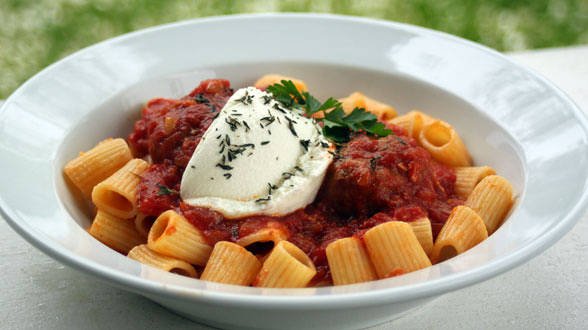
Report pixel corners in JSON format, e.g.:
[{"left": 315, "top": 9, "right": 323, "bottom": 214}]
[{"left": 127, "top": 79, "right": 464, "bottom": 283}]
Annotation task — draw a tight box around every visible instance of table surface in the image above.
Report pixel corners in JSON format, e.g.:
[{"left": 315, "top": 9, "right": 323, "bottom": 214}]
[{"left": 1, "top": 45, "right": 588, "bottom": 330}]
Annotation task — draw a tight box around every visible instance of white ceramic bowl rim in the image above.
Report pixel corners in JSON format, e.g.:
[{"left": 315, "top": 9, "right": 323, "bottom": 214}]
[{"left": 1, "top": 13, "right": 588, "bottom": 309}]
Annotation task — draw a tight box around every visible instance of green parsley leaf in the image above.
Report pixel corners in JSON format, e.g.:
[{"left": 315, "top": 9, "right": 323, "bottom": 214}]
[
  {"left": 340, "top": 108, "right": 377, "bottom": 130},
  {"left": 302, "top": 92, "right": 323, "bottom": 115},
  {"left": 323, "top": 125, "right": 351, "bottom": 143},
  {"left": 156, "top": 184, "right": 179, "bottom": 195},
  {"left": 267, "top": 80, "right": 392, "bottom": 142},
  {"left": 316, "top": 97, "right": 340, "bottom": 113}
]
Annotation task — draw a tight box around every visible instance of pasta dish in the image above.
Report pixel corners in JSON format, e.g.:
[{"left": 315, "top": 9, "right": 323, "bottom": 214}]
[{"left": 63, "top": 74, "right": 514, "bottom": 288}]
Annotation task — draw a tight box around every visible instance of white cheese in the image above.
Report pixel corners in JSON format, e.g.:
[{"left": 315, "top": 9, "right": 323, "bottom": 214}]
[{"left": 180, "top": 87, "right": 333, "bottom": 219}]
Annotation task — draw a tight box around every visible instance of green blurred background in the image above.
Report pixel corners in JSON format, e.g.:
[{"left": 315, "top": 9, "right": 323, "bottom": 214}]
[{"left": 1, "top": 0, "right": 587, "bottom": 99}]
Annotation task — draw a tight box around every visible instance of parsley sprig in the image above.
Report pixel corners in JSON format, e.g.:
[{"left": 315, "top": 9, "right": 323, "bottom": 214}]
[
  {"left": 156, "top": 184, "right": 179, "bottom": 195},
  {"left": 266, "top": 80, "right": 392, "bottom": 142}
]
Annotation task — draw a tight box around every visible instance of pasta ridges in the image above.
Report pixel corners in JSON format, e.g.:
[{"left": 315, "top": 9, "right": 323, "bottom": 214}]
[
  {"left": 254, "top": 241, "right": 316, "bottom": 288},
  {"left": 430, "top": 206, "right": 488, "bottom": 264},
  {"left": 64, "top": 138, "right": 132, "bottom": 198},
  {"left": 364, "top": 221, "right": 431, "bottom": 278},
  {"left": 454, "top": 166, "right": 497, "bottom": 198},
  {"left": 91, "top": 158, "right": 149, "bottom": 219},
  {"left": 201, "top": 242, "right": 261, "bottom": 285},
  {"left": 89, "top": 210, "right": 145, "bottom": 254},
  {"left": 128, "top": 244, "right": 198, "bottom": 278},
  {"left": 148, "top": 210, "right": 212, "bottom": 266},
  {"left": 465, "top": 175, "right": 513, "bottom": 234}
]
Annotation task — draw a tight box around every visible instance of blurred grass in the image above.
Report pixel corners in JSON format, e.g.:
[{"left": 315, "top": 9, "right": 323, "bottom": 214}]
[{"left": 1, "top": 0, "right": 587, "bottom": 98}]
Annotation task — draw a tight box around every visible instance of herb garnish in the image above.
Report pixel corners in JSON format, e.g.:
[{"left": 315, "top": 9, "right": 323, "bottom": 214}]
[
  {"left": 266, "top": 80, "right": 392, "bottom": 142},
  {"left": 216, "top": 163, "right": 233, "bottom": 171},
  {"left": 262, "top": 95, "right": 272, "bottom": 105},
  {"left": 156, "top": 184, "right": 179, "bottom": 195},
  {"left": 267, "top": 183, "right": 277, "bottom": 195},
  {"left": 370, "top": 157, "right": 381, "bottom": 173},
  {"left": 272, "top": 103, "right": 287, "bottom": 114},
  {"left": 300, "top": 139, "right": 310, "bottom": 151},
  {"left": 235, "top": 90, "right": 254, "bottom": 105},
  {"left": 284, "top": 116, "right": 298, "bottom": 137},
  {"left": 260, "top": 115, "right": 276, "bottom": 126},
  {"left": 255, "top": 196, "right": 271, "bottom": 203},
  {"left": 225, "top": 117, "right": 240, "bottom": 131},
  {"left": 194, "top": 93, "right": 209, "bottom": 104}
]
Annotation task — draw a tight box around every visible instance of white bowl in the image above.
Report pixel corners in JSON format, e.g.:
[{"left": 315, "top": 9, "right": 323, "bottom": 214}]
[{"left": 1, "top": 13, "right": 587, "bottom": 330}]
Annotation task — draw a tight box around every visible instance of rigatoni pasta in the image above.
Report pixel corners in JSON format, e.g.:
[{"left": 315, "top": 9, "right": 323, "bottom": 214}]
[
  {"left": 128, "top": 244, "right": 198, "bottom": 278},
  {"left": 91, "top": 158, "right": 148, "bottom": 219},
  {"left": 326, "top": 237, "right": 378, "bottom": 285},
  {"left": 386, "top": 110, "right": 433, "bottom": 140},
  {"left": 201, "top": 241, "right": 261, "bottom": 285},
  {"left": 466, "top": 175, "right": 514, "bottom": 234},
  {"left": 254, "top": 241, "right": 316, "bottom": 288},
  {"left": 339, "top": 92, "right": 397, "bottom": 121},
  {"left": 430, "top": 206, "right": 488, "bottom": 263},
  {"left": 89, "top": 210, "right": 145, "bottom": 254},
  {"left": 406, "top": 217, "right": 434, "bottom": 256},
  {"left": 419, "top": 120, "right": 472, "bottom": 167},
  {"left": 363, "top": 221, "right": 432, "bottom": 278},
  {"left": 254, "top": 74, "right": 308, "bottom": 92},
  {"left": 64, "top": 138, "right": 132, "bottom": 198},
  {"left": 148, "top": 210, "right": 212, "bottom": 266},
  {"left": 454, "top": 166, "right": 497, "bottom": 199},
  {"left": 236, "top": 223, "right": 288, "bottom": 253}
]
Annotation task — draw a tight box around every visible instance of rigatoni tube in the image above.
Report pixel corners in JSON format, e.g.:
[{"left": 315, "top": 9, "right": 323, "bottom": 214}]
[
  {"left": 89, "top": 210, "right": 145, "bottom": 254},
  {"left": 419, "top": 120, "right": 472, "bottom": 167},
  {"left": 253, "top": 74, "right": 308, "bottom": 92},
  {"left": 465, "top": 175, "right": 514, "bottom": 234},
  {"left": 339, "top": 92, "right": 397, "bottom": 121},
  {"left": 64, "top": 138, "right": 132, "bottom": 199},
  {"left": 236, "top": 223, "right": 288, "bottom": 256},
  {"left": 430, "top": 206, "right": 488, "bottom": 263},
  {"left": 326, "top": 237, "right": 377, "bottom": 286},
  {"left": 201, "top": 242, "right": 261, "bottom": 285},
  {"left": 406, "top": 217, "right": 434, "bottom": 256},
  {"left": 386, "top": 110, "right": 433, "bottom": 140},
  {"left": 128, "top": 244, "right": 198, "bottom": 278},
  {"left": 91, "top": 158, "right": 149, "bottom": 219},
  {"left": 254, "top": 241, "right": 316, "bottom": 288},
  {"left": 363, "top": 221, "right": 431, "bottom": 278},
  {"left": 453, "top": 166, "right": 496, "bottom": 199},
  {"left": 148, "top": 210, "right": 212, "bottom": 266}
]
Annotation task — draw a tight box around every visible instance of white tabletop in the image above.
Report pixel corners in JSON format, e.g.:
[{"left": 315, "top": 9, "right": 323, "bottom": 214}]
[{"left": 1, "top": 46, "right": 588, "bottom": 330}]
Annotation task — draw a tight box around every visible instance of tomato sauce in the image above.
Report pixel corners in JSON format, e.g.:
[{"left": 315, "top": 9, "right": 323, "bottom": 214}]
[{"left": 127, "top": 79, "right": 464, "bottom": 283}]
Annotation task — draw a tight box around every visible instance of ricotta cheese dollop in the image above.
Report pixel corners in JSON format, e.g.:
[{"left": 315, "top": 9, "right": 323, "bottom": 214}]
[{"left": 180, "top": 87, "right": 333, "bottom": 219}]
